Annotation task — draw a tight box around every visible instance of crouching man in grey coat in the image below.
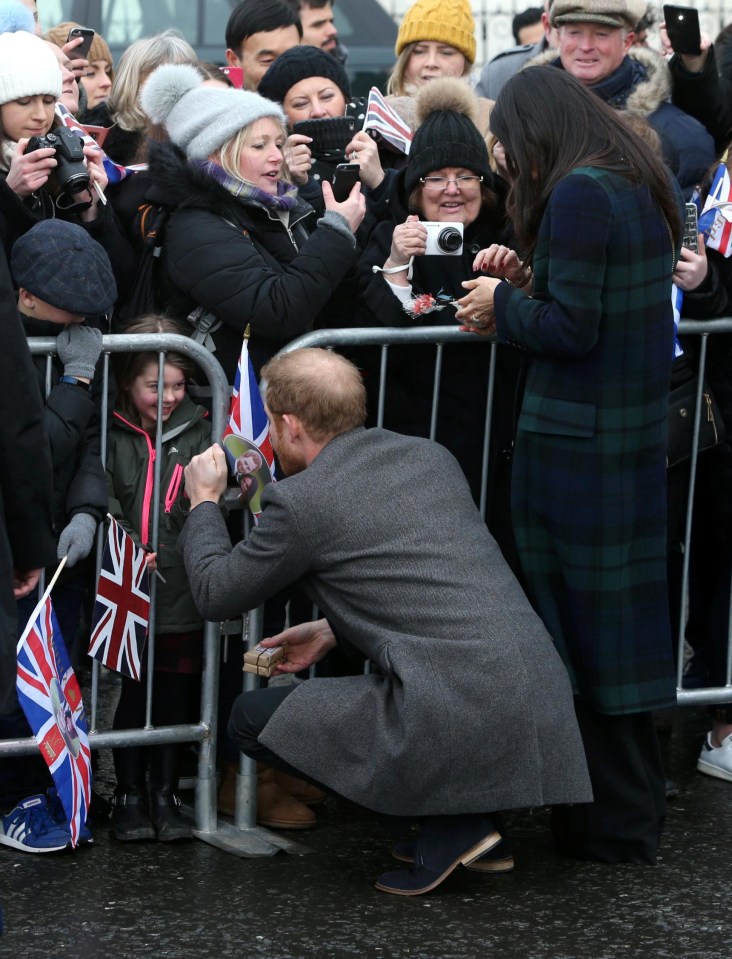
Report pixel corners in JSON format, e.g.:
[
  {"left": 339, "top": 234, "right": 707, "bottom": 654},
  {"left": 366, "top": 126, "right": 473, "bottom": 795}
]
[{"left": 180, "top": 347, "right": 592, "bottom": 897}]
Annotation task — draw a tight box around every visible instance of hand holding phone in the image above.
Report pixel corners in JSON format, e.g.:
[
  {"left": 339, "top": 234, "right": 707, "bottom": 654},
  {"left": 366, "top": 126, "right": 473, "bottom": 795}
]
[
  {"left": 663, "top": 5, "right": 702, "bottom": 56},
  {"left": 66, "top": 27, "right": 95, "bottom": 60},
  {"left": 331, "top": 162, "right": 360, "bottom": 203}
]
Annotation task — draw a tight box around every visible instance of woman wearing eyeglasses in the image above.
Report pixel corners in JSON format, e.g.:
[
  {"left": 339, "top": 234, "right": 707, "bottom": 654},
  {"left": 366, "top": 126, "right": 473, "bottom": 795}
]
[{"left": 356, "top": 79, "right": 521, "bottom": 565}]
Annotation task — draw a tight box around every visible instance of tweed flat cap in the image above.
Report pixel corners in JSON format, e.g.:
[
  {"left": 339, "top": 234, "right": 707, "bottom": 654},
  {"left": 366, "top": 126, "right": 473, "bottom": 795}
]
[
  {"left": 11, "top": 220, "right": 117, "bottom": 314},
  {"left": 551, "top": 0, "right": 647, "bottom": 31}
]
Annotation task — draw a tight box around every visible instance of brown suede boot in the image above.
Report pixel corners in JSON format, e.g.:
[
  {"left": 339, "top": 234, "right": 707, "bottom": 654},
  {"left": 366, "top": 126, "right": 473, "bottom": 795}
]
[
  {"left": 257, "top": 765, "right": 316, "bottom": 829},
  {"left": 273, "top": 770, "right": 328, "bottom": 807}
]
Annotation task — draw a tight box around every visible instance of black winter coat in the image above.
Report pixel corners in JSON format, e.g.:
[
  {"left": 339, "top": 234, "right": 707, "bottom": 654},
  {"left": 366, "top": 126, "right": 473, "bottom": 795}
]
[
  {"left": 146, "top": 142, "right": 360, "bottom": 380},
  {"left": 21, "top": 315, "right": 107, "bottom": 580},
  {"left": 355, "top": 171, "right": 523, "bottom": 570},
  {"left": 0, "top": 260, "right": 56, "bottom": 713}
]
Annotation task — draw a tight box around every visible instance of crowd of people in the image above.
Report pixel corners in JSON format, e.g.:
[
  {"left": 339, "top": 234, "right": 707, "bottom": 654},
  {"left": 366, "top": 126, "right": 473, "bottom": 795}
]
[{"left": 0, "top": 0, "right": 731, "bottom": 899}]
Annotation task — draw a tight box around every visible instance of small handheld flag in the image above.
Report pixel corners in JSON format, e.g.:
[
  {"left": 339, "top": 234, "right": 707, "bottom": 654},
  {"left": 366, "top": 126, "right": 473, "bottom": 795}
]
[
  {"left": 88, "top": 517, "right": 150, "bottom": 680},
  {"left": 221, "top": 330, "right": 275, "bottom": 520},
  {"left": 16, "top": 563, "right": 91, "bottom": 847}
]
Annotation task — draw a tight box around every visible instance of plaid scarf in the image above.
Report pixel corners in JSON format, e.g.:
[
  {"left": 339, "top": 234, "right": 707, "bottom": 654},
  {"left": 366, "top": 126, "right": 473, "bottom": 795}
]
[{"left": 193, "top": 159, "right": 299, "bottom": 212}]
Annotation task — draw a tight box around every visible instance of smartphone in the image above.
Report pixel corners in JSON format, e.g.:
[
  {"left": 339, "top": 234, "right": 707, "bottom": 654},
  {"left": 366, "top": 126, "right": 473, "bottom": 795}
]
[
  {"left": 67, "top": 26, "right": 95, "bottom": 59},
  {"left": 663, "top": 5, "right": 702, "bottom": 56},
  {"left": 683, "top": 202, "right": 699, "bottom": 252},
  {"left": 219, "top": 65, "right": 244, "bottom": 89},
  {"left": 331, "top": 162, "right": 360, "bottom": 202},
  {"left": 292, "top": 116, "right": 357, "bottom": 160}
]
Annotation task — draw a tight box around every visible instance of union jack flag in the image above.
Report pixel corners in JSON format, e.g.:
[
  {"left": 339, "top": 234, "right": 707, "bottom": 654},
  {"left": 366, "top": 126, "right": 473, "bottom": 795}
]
[
  {"left": 222, "top": 334, "right": 275, "bottom": 520},
  {"left": 55, "top": 103, "right": 148, "bottom": 184},
  {"left": 88, "top": 517, "right": 150, "bottom": 680},
  {"left": 16, "top": 596, "right": 91, "bottom": 847},
  {"left": 362, "top": 86, "right": 413, "bottom": 156},
  {"left": 698, "top": 162, "right": 732, "bottom": 258}
]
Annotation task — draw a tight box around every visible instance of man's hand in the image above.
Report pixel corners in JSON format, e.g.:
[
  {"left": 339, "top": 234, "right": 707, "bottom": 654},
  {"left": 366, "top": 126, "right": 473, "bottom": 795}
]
[
  {"left": 13, "top": 568, "right": 42, "bottom": 599},
  {"left": 260, "top": 618, "right": 337, "bottom": 675},
  {"left": 184, "top": 443, "right": 228, "bottom": 508}
]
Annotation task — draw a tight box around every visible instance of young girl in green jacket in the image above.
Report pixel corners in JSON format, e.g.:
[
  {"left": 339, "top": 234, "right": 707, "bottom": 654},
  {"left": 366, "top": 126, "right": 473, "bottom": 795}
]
[{"left": 106, "top": 315, "right": 212, "bottom": 843}]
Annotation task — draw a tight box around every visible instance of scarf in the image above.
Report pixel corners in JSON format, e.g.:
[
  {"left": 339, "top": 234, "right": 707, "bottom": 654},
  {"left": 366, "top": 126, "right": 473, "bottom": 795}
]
[
  {"left": 555, "top": 56, "right": 647, "bottom": 111},
  {"left": 192, "top": 158, "right": 299, "bottom": 212}
]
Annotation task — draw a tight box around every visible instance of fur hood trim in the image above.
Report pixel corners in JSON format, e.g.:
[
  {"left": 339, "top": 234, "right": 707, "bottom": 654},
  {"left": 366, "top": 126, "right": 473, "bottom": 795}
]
[{"left": 523, "top": 46, "right": 671, "bottom": 118}]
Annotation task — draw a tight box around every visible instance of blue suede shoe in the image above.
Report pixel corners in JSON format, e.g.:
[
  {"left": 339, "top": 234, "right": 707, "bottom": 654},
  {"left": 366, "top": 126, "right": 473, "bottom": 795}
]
[
  {"left": 376, "top": 814, "right": 501, "bottom": 896},
  {"left": 391, "top": 832, "right": 514, "bottom": 873}
]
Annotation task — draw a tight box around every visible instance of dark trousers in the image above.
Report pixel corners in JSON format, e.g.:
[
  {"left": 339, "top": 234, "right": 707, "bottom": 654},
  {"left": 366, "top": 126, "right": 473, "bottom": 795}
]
[
  {"left": 227, "top": 685, "right": 329, "bottom": 789},
  {"left": 552, "top": 699, "right": 666, "bottom": 865}
]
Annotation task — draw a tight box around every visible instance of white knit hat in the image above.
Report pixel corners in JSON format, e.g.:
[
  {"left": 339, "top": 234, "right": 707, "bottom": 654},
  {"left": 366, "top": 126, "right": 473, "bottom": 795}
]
[
  {"left": 0, "top": 31, "right": 62, "bottom": 105},
  {"left": 141, "top": 63, "right": 286, "bottom": 161}
]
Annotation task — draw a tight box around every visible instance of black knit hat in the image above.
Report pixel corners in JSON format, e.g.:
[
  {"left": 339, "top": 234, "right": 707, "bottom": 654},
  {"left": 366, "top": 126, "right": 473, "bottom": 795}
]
[
  {"left": 404, "top": 79, "right": 491, "bottom": 193},
  {"left": 258, "top": 45, "right": 351, "bottom": 105}
]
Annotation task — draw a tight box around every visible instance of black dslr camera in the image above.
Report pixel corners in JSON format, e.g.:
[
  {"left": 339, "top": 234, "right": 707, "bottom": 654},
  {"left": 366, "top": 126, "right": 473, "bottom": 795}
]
[{"left": 25, "top": 128, "right": 90, "bottom": 197}]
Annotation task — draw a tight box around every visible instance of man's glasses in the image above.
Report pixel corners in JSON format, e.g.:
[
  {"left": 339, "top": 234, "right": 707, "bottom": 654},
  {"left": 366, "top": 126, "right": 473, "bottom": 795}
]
[{"left": 419, "top": 175, "right": 483, "bottom": 191}]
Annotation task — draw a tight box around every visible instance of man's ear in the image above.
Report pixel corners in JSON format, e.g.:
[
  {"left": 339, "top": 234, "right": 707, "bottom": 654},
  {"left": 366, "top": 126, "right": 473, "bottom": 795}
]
[
  {"left": 18, "top": 288, "right": 35, "bottom": 309},
  {"left": 225, "top": 47, "right": 242, "bottom": 67},
  {"left": 281, "top": 412, "right": 302, "bottom": 442}
]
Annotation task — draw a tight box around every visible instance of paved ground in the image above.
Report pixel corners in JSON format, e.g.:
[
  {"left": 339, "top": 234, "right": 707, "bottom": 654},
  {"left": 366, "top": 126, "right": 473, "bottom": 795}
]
[{"left": 1, "top": 706, "right": 730, "bottom": 959}]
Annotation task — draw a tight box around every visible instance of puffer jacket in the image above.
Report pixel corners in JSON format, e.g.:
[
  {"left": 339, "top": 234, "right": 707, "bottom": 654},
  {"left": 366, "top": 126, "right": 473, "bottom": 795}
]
[
  {"left": 146, "top": 142, "right": 359, "bottom": 380},
  {"left": 106, "top": 395, "right": 212, "bottom": 632},
  {"left": 527, "top": 47, "right": 716, "bottom": 197}
]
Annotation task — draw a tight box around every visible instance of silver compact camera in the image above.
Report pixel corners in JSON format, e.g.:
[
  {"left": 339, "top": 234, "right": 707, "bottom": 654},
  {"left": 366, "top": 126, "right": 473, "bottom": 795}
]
[{"left": 422, "top": 221, "right": 464, "bottom": 256}]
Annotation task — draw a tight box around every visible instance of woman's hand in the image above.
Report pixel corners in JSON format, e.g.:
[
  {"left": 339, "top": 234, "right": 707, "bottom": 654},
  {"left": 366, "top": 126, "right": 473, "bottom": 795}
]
[
  {"left": 143, "top": 550, "right": 158, "bottom": 573},
  {"left": 473, "top": 243, "right": 530, "bottom": 288},
  {"left": 455, "top": 276, "right": 500, "bottom": 335},
  {"left": 389, "top": 214, "right": 427, "bottom": 264},
  {"left": 260, "top": 618, "right": 337, "bottom": 675},
  {"left": 673, "top": 237, "right": 708, "bottom": 291},
  {"left": 345, "top": 130, "right": 384, "bottom": 190},
  {"left": 284, "top": 132, "right": 313, "bottom": 187},
  {"left": 322, "top": 178, "right": 366, "bottom": 233},
  {"left": 62, "top": 35, "right": 90, "bottom": 81},
  {"left": 5, "top": 139, "right": 56, "bottom": 197},
  {"left": 79, "top": 142, "right": 108, "bottom": 221}
]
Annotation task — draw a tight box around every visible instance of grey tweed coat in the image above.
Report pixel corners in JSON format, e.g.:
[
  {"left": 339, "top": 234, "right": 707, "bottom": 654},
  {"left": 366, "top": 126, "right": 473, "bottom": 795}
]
[{"left": 180, "top": 428, "right": 592, "bottom": 816}]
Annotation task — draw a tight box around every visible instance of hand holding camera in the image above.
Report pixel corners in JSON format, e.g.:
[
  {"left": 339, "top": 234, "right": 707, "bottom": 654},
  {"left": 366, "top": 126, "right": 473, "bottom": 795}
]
[
  {"left": 284, "top": 132, "right": 313, "bottom": 187},
  {"left": 24, "top": 128, "right": 90, "bottom": 202},
  {"left": 5, "top": 138, "right": 57, "bottom": 198},
  {"left": 390, "top": 215, "right": 427, "bottom": 265}
]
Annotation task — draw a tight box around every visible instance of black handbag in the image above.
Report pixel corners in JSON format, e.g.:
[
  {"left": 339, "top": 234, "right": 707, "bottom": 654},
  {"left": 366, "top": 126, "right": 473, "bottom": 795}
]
[{"left": 666, "top": 376, "right": 726, "bottom": 468}]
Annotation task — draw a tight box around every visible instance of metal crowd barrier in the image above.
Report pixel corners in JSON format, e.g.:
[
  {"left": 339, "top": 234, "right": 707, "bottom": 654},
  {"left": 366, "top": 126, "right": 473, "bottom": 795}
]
[{"left": 1, "top": 323, "right": 730, "bottom": 860}]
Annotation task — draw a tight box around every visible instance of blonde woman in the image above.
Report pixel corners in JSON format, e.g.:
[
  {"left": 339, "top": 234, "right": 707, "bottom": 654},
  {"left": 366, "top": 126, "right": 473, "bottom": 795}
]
[{"left": 140, "top": 63, "right": 365, "bottom": 381}]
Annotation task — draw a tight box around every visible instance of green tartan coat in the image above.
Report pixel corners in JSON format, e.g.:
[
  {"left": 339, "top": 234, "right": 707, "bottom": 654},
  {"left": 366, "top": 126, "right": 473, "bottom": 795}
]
[{"left": 494, "top": 166, "right": 679, "bottom": 715}]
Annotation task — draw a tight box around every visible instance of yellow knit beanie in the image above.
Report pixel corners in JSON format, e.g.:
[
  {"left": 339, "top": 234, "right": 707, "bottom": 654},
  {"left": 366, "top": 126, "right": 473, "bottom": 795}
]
[{"left": 395, "top": 0, "right": 476, "bottom": 65}]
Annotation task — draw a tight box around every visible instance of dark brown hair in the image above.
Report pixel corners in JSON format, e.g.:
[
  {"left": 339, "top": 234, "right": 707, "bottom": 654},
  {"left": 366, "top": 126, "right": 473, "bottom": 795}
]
[
  {"left": 489, "top": 66, "right": 682, "bottom": 261},
  {"left": 260, "top": 348, "right": 366, "bottom": 442},
  {"left": 114, "top": 314, "right": 197, "bottom": 424}
]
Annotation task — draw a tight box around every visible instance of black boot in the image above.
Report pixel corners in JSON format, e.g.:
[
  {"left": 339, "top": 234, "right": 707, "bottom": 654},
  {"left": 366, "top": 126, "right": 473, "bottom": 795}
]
[
  {"left": 111, "top": 746, "right": 155, "bottom": 842},
  {"left": 149, "top": 745, "right": 192, "bottom": 842}
]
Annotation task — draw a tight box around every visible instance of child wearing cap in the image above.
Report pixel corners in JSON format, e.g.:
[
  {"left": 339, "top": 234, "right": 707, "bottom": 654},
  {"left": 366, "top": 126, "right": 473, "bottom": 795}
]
[{"left": 0, "top": 218, "right": 116, "bottom": 853}]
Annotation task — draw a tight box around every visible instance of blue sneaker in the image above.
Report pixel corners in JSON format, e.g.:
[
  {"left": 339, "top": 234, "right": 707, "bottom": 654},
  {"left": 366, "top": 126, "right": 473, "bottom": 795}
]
[
  {"left": 0, "top": 794, "right": 71, "bottom": 853},
  {"left": 46, "top": 787, "right": 93, "bottom": 846}
]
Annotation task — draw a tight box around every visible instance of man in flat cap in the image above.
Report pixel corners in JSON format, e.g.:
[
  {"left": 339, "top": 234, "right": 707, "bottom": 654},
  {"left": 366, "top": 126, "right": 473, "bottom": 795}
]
[{"left": 527, "top": 0, "right": 714, "bottom": 197}]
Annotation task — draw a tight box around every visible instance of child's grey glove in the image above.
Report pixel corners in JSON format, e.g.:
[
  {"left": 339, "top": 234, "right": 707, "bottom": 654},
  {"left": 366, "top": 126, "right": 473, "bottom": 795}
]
[
  {"left": 57, "top": 513, "right": 97, "bottom": 566},
  {"left": 56, "top": 325, "right": 103, "bottom": 381}
]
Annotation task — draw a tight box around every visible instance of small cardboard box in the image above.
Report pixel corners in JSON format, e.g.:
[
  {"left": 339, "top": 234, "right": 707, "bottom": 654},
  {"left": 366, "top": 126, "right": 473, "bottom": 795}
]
[{"left": 243, "top": 644, "right": 285, "bottom": 677}]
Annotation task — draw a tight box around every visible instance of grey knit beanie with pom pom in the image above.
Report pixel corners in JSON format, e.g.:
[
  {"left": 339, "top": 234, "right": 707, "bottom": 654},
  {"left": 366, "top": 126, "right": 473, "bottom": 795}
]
[
  {"left": 404, "top": 78, "right": 491, "bottom": 193},
  {"left": 140, "top": 62, "right": 286, "bottom": 160}
]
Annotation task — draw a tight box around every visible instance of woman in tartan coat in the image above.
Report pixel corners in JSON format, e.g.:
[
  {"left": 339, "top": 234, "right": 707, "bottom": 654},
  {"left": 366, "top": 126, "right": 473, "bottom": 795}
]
[{"left": 456, "top": 67, "right": 684, "bottom": 864}]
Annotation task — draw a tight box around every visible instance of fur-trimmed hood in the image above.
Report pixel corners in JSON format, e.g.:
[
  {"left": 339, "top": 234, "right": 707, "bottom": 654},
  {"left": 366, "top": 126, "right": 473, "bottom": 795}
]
[{"left": 524, "top": 45, "right": 671, "bottom": 119}]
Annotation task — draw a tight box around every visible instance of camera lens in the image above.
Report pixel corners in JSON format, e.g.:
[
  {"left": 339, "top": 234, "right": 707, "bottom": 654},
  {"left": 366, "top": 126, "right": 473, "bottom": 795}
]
[{"left": 437, "top": 227, "right": 462, "bottom": 253}]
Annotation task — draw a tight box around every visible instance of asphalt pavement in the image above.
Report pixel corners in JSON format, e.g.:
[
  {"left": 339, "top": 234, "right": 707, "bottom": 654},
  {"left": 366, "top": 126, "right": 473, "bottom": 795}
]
[{"left": 1, "top": 705, "right": 730, "bottom": 959}]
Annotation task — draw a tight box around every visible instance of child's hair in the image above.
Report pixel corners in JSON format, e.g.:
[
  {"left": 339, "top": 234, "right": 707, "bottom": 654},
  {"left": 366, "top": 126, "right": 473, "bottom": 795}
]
[{"left": 114, "top": 314, "right": 197, "bottom": 424}]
